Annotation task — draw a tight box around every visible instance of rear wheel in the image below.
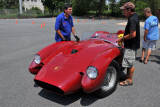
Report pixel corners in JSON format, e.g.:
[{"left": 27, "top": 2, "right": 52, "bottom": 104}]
[{"left": 95, "top": 60, "right": 119, "bottom": 97}]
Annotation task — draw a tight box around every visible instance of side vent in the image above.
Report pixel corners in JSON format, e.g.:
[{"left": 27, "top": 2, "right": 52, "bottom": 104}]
[
  {"left": 80, "top": 72, "right": 84, "bottom": 76},
  {"left": 71, "top": 49, "right": 78, "bottom": 54}
]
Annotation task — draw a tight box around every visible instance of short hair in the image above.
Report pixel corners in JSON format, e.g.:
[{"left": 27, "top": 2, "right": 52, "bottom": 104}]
[
  {"left": 64, "top": 4, "right": 72, "bottom": 10},
  {"left": 144, "top": 8, "right": 152, "bottom": 13}
]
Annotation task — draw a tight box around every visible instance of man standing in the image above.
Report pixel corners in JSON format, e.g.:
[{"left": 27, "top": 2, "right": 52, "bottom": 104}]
[
  {"left": 117, "top": 2, "right": 140, "bottom": 86},
  {"left": 55, "top": 4, "right": 79, "bottom": 42},
  {"left": 139, "top": 8, "right": 159, "bottom": 64}
]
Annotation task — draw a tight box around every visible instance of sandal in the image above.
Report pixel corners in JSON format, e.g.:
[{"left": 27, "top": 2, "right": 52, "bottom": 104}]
[
  {"left": 144, "top": 61, "right": 147, "bottom": 64},
  {"left": 139, "top": 59, "right": 144, "bottom": 63},
  {"left": 119, "top": 79, "right": 133, "bottom": 86}
]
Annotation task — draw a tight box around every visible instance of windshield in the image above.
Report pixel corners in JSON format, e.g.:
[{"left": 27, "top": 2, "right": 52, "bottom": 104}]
[{"left": 81, "top": 32, "right": 120, "bottom": 46}]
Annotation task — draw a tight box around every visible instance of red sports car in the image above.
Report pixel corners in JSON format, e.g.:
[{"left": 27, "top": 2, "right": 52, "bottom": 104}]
[{"left": 29, "top": 30, "right": 124, "bottom": 97}]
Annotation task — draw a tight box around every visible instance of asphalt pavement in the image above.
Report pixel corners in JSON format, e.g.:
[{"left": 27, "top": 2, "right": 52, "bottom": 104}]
[{"left": 0, "top": 17, "right": 160, "bottom": 107}]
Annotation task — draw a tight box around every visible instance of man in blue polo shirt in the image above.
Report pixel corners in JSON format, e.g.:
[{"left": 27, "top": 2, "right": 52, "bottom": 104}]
[
  {"left": 139, "top": 8, "right": 159, "bottom": 64},
  {"left": 55, "top": 4, "right": 79, "bottom": 42}
]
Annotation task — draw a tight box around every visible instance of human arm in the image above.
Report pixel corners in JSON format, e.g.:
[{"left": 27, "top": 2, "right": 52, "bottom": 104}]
[
  {"left": 116, "top": 30, "right": 136, "bottom": 43},
  {"left": 144, "top": 29, "right": 148, "bottom": 42},
  {"left": 144, "top": 19, "right": 149, "bottom": 42},
  {"left": 72, "top": 27, "right": 80, "bottom": 41},
  {"left": 72, "top": 27, "right": 76, "bottom": 35},
  {"left": 55, "top": 15, "right": 66, "bottom": 41},
  {"left": 56, "top": 30, "right": 66, "bottom": 41}
]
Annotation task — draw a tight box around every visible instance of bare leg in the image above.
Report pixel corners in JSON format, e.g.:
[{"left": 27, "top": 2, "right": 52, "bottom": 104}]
[
  {"left": 145, "top": 49, "right": 151, "bottom": 64},
  {"left": 119, "top": 66, "right": 134, "bottom": 85},
  {"left": 141, "top": 48, "right": 146, "bottom": 60},
  {"left": 126, "top": 66, "right": 134, "bottom": 81}
]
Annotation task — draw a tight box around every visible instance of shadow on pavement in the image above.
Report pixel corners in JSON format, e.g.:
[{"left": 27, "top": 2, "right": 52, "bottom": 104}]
[
  {"left": 38, "top": 89, "right": 99, "bottom": 106},
  {"left": 136, "top": 55, "right": 160, "bottom": 64},
  {"left": 150, "top": 55, "right": 160, "bottom": 64},
  {"left": 136, "top": 57, "right": 141, "bottom": 61},
  {"left": 34, "top": 83, "right": 39, "bottom": 87},
  {"left": 119, "top": 67, "right": 126, "bottom": 82}
]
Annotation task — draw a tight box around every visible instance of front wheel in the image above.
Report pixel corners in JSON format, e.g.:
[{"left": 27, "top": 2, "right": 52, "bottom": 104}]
[{"left": 95, "top": 60, "right": 119, "bottom": 98}]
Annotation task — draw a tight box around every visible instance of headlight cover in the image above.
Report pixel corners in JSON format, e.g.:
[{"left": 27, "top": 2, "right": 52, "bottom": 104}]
[
  {"left": 34, "top": 54, "right": 41, "bottom": 64},
  {"left": 86, "top": 66, "right": 98, "bottom": 79}
]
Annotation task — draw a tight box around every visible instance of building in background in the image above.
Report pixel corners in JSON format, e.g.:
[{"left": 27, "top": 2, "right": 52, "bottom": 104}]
[{"left": 23, "top": 0, "right": 44, "bottom": 13}]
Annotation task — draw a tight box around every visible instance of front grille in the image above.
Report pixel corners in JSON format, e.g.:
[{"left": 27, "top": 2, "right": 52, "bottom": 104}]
[{"left": 35, "top": 80, "right": 64, "bottom": 95}]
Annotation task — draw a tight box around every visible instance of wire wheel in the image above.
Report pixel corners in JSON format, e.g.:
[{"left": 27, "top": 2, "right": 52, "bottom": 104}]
[
  {"left": 101, "top": 67, "right": 117, "bottom": 91},
  {"left": 95, "top": 60, "right": 119, "bottom": 98}
]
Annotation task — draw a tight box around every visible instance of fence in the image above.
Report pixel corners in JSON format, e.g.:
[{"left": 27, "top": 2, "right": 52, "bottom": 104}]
[{"left": 0, "top": 9, "right": 51, "bottom": 19}]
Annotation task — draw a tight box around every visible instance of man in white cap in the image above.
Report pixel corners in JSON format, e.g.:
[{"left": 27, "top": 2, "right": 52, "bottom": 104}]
[{"left": 117, "top": 2, "right": 140, "bottom": 86}]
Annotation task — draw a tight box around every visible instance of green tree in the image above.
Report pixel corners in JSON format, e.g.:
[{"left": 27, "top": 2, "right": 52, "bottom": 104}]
[
  {"left": 89, "top": 0, "right": 106, "bottom": 17},
  {"left": 42, "top": 0, "right": 70, "bottom": 15},
  {"left": 149, "top": 0, "right": 160, "bottom": 15},
  {"left": 72, "top": 0, "right": 105, "bottom": 16},
  {"left": 134, "top": 0, "right": 149, "bottom": 17},
  {"left": 42, "top": 0, "right": 56, "bottom": 15},
  {"left": 109, "top": 0, "right": 116, "bottom": 15},
  {"left": 97, "top": 0, "right": 105, "bottom": 16},
  {"left": 71, "top": 0, "right": 90, "bottom": 16},
  {"left": 0, "top": 0, "right": 19, "bottom": 9},
  {"left": 117, "top": 0, "right": 149, "bottom": 18}
]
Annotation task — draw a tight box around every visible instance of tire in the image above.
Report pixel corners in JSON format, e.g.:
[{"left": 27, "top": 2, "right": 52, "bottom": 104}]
[{"left": 95, "top": 60, "right": 120, "bottom": 98}]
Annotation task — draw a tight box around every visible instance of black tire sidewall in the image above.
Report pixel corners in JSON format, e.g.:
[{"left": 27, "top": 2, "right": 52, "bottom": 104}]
[{"left": 95, "top": 60, "right": 119, "bottom": 98}]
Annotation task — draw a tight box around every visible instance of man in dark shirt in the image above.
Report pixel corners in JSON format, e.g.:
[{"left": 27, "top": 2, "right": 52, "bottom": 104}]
[{"left": 117, "top": 2, "right": 140, "bottom": 86}]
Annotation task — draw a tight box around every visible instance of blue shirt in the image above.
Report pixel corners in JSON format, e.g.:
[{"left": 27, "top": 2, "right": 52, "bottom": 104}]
[
  {"left": 144, "top": 16, "right": 159, "bottom": 40},
  {"left": 55, "top": 12, "right": 74, "bottom": 42}
]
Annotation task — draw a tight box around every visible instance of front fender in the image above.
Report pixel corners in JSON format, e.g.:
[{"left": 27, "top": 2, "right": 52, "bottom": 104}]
[
  {"left": 81, "top": 47, "right": 121, "bottom": 93},
  {"left": 38, "top": 41, "right": 75, "bottom": 64},
  {"left": 29, "top": 41, "right": 75, "bottom": 74}
]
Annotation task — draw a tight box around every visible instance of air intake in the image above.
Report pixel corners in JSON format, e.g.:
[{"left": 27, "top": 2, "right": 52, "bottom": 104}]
[
  {"left": 71, "top": 49, "right": 78, "bottom": 54},
  {"left": 34, "top": 80, "right": 64, "bottom": 95}
]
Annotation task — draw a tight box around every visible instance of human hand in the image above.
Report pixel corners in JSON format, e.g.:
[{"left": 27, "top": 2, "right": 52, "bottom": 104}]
[
  {"left": 74, "top": 35, "right": 80, "bottom": 41},
  {"left": 144, "top": 37, "right": 147, "bottom": 42},
  {"left": 62, "top": 37, "right": 67, "bottom": 41},
  {"left": 116, "top": 37, "right": 123, "bottom": 43},
  {"left": 116, "top": 37, "right": 123, "bottom": 46}
]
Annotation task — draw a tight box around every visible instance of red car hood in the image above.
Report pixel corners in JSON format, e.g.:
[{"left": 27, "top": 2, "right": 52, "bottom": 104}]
[{"left": 34, "top": 39, "right": 117, "bottom": 94}]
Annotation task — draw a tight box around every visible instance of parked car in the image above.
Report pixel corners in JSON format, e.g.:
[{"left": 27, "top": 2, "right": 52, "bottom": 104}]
[{"left": 29, "top": 30, "right": 124, "bottom": 97}]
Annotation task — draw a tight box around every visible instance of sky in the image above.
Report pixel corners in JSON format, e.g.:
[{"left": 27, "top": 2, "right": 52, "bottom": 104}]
[{"left": 106, "top": 0, "right": 120, "bottom": 4}]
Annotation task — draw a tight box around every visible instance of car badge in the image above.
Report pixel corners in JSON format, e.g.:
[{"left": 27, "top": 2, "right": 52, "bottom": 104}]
[{"left": 54, "top": 67, "right": 58, "bottom": 70}]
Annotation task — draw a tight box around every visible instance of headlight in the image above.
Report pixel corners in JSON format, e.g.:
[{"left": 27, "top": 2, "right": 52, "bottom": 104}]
[
  {"left": 86, "top": 66, "right": 98, "bottom": 79},
  {"left": 34, "top": 54, "right": 41, "bottom": 64}
]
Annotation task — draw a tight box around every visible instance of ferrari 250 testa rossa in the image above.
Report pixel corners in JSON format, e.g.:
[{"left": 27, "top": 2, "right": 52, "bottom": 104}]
[{"left": 29, "top": 30, "right": 124, "bottom": 97}]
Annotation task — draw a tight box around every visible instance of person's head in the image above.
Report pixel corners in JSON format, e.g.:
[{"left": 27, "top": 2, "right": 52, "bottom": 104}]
[
  {"left": 143, "top": 8, "right": 152, "bottom": 18},
  {"left": 120, "top": 2, "right": 135, "bottom": 18},
  {"left": 64, "top": 4, "right": 72, "bottom": 16}
]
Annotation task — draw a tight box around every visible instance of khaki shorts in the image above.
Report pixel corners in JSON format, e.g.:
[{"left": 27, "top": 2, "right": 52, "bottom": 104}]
[
  {"left": 142, "top": 40, "right": 157, "bottom": 50},
  {"left": 122, "top": 48, "right": 137, "bottom": 68}
]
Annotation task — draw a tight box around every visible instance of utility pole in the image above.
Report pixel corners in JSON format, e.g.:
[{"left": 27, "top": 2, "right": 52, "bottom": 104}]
[{"left": 19, "top": 0, "right": 23, "bottom": 14}]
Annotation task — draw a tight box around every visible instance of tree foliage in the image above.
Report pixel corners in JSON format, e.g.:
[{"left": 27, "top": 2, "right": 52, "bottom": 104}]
[
  {"left": 42, "top": 0, "right": 56, "bottom": 15},
  {"left": 42, "top": 0, "right": 72, "bottom": 15},
  {"left": 71, "top": 0, "right": 90, "bottom": 16},
  {"left": 0, "top": 0, "right": 19, "bottom": 9},
  {"left": 72, "top": 0, "right": 105, "bottom": 16},
  {"left": 96, "top": 0, "right": 106, "bottom": 16},
  {"left": 148, "top": 0, "right": 160, "bottom": 15},
  {"left": 0, "top": 0, "right": 159, "bottom": 18}
]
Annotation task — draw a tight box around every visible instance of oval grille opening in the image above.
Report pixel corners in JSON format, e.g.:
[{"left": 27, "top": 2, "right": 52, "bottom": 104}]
[{"left": 35, "top": 80, "right": 64, "bottom": 95}]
